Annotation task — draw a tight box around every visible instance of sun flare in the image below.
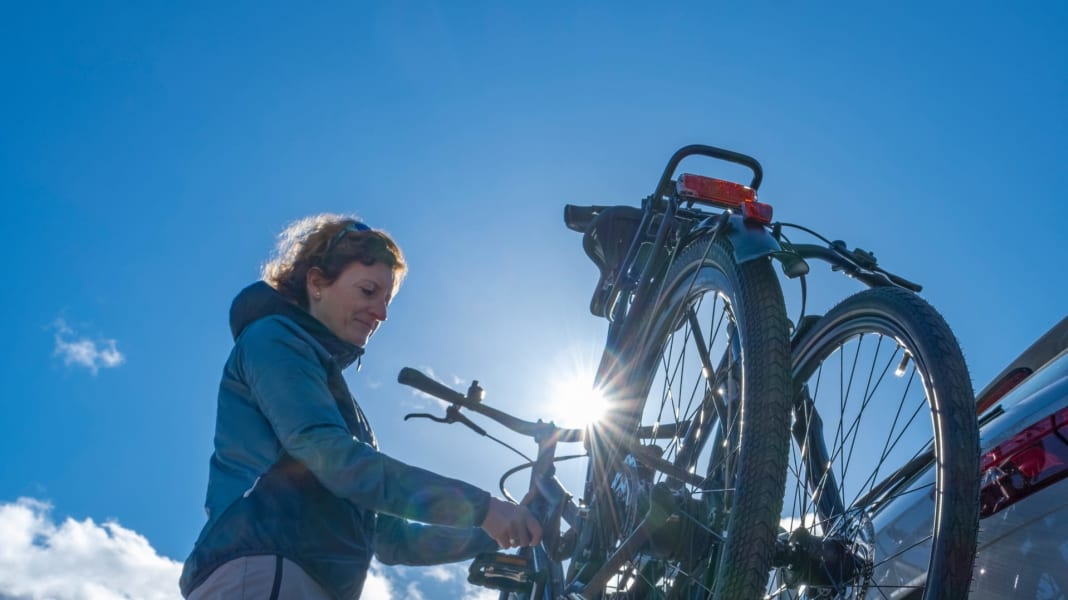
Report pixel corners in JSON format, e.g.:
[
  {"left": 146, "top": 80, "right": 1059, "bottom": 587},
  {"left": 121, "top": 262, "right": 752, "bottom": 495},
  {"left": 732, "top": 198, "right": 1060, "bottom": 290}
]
[{"left": 548, "top": 374, "right": 608, "bottom": 429}]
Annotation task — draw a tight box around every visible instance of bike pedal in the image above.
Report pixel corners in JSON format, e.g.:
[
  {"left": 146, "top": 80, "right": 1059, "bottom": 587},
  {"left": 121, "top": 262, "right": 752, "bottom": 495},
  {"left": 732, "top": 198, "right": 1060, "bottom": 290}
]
[{"left": 468, "top": 552, "right": 537, "bottom": 594}]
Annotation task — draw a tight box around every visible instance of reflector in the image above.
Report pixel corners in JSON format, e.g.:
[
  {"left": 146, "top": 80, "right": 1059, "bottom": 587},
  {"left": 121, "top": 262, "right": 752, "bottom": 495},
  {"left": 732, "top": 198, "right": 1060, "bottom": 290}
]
[
  {"left": 742, "top": 201, "right": 774, "bottom": 224},
  {"left": 676, "top": 173, "right": 755, "bottom": 207}
]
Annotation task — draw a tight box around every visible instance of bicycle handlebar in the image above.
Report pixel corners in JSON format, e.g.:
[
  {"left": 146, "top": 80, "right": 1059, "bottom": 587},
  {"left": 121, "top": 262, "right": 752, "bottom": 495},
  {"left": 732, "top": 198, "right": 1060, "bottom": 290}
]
[
  {"left": 789, "top": 243, "right": 923, "bottom": 292},
  {"left": 397, "top": 367, "right": 585, "bottom": 443}
]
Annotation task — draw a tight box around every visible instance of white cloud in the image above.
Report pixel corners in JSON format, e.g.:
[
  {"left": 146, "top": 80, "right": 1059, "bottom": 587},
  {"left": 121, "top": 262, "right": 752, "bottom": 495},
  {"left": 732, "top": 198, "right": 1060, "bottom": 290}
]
[
  {"left": 51, "top": 318, "right": 125, "bottom": 375},
  {"left": 369, "top": 562, "right": 476, "bottom": 599},
  {"left": 361, "top": 562, "right": 397, "bottom": 600},
  {"left": 0, "top": 498, "right": 181, "bottom": 600},
  {"left": 402, "top": 581, "right": 427, "bottom": 600},
  {"left": 461, "top": 587, "right": 500, "bottom": 600},
  {"left": 0, "top": 498, "right": 479, "bottom": 600},
  {"left": 423, "top": 564, "right": 460, "bottom": 582}
]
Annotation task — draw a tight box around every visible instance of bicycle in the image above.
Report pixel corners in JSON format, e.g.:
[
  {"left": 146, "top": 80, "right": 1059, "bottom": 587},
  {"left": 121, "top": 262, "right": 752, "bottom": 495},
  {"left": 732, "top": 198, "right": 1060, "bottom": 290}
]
[{"left": 399, "top": 145, "right": 980, "bottom": 600}]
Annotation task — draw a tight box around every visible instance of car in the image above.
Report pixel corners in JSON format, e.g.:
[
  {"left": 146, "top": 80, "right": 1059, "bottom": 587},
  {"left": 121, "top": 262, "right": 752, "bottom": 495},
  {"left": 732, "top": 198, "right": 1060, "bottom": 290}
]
[
  {"left": 861, "top": 316, "right": 1068, "bottom": 599},
  {"left": 970, "top": 316, "right": 1068, "bottom": 599}
]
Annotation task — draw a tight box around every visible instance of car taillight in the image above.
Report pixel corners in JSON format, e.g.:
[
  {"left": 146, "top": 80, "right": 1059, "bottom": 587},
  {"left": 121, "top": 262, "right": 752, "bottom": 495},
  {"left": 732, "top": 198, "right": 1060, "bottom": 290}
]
[
  {"left": 979, "top": 404, "right": 1068, "bottom": 518},
  {"left": 676, "top": 174, "right": 774, "bottom": 224}
]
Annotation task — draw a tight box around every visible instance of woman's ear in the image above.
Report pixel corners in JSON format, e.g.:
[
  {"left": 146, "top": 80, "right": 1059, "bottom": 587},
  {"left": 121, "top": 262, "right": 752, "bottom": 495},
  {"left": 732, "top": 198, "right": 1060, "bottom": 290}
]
[{"left": 306, "top": 267, "right": 327, "bottom": 302}]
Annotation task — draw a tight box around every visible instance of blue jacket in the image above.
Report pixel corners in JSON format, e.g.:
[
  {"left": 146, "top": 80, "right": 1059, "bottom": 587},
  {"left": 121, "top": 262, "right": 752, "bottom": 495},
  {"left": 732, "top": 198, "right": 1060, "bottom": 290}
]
[{"left": 180, "top": 282, "right": 497, "bottom": 599}]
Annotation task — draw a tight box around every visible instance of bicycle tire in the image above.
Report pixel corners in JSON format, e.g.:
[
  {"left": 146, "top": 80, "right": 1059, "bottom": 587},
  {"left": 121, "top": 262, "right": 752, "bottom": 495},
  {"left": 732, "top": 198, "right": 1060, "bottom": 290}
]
[
  {"left": 587, "top": 232, "right": 793, "bottom": 599},
  {"left": 768, "top": 286, "right": 979, "bottom": 600}
]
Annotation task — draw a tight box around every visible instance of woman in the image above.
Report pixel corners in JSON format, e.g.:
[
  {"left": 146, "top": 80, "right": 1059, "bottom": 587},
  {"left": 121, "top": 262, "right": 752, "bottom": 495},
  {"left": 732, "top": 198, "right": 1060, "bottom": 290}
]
[{"left": 180, "top": 214, "right": 541, "bottom": 599}]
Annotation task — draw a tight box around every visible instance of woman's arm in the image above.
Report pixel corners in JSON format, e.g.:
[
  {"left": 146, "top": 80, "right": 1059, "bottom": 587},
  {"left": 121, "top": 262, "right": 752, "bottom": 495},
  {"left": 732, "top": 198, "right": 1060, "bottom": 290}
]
[
  {"left": 374, "top": 515, "right": 498, "bottom": 566},
  {"left": 238, "top": 317, "right": 489, "bottom": 528}
]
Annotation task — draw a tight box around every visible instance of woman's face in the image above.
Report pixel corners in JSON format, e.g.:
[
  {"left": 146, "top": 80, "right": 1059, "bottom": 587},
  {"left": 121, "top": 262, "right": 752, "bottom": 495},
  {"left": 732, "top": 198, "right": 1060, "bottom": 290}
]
[{"left": 308, "top": 261, "right": 396, "bottom": 347}]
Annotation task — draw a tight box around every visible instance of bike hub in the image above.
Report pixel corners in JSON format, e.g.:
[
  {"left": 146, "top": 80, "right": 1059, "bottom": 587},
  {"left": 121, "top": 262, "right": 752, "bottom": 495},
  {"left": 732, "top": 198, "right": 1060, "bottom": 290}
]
[{"left": 773, "top": 510, "right": 875, "bottom": 597}]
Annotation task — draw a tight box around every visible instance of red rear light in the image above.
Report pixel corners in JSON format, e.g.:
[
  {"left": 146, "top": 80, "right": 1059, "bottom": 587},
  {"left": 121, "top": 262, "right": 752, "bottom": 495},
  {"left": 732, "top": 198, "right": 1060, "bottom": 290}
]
[
  {"left": 677, "top": 174, "right": 755, "bottom": 208},
  {"left": 676, "top": 174, "right": 773, "bottom": 223},
  {"left": 980, "top": 404, "right": 1068, "bottom": 518},
  {"left": 742, "top": 200, "right": 774, "bottom": 224}
]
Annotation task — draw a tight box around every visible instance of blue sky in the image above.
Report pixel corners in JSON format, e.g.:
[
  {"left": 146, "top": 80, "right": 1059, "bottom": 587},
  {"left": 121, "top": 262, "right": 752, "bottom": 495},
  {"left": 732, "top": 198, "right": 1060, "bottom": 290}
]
[{"left": 2, "top": 3, "right": 1065, "bottom": 598}]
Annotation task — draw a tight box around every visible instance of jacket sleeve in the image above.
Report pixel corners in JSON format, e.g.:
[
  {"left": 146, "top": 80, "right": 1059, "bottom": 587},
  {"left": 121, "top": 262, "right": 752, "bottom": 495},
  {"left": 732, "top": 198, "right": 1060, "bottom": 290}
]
[
  {"left": 237, "top": 317, "right": 490, "bottom": 528},
  {"left": 374, "top": 514, "right": 499, "bottom": 566}
]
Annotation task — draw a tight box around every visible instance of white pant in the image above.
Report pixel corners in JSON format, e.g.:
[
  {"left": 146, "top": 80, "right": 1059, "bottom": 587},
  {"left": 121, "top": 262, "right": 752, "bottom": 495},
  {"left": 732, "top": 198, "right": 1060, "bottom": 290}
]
[{"left": 187, "top": 555, "right": 332, "bottom": 599}]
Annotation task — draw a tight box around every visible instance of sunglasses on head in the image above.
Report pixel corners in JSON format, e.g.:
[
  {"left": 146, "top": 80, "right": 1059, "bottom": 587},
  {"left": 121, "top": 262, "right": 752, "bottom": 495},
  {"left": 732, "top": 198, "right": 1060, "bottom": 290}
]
[{"left": 325, "top": 221, "right": 371, "bottom": 253}]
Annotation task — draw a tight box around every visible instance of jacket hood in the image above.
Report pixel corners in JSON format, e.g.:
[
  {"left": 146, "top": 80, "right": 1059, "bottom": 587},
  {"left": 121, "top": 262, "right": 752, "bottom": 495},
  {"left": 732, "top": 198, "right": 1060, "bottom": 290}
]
[{"left": 229, "top": 281, "right": 364, "bottom": 369}]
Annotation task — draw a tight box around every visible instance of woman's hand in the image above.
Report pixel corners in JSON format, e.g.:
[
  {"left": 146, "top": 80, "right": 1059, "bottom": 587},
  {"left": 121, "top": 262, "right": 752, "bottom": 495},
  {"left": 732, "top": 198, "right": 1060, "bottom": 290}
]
[{"left": 481, "top": 497, "right": 543, "bottom": 549}]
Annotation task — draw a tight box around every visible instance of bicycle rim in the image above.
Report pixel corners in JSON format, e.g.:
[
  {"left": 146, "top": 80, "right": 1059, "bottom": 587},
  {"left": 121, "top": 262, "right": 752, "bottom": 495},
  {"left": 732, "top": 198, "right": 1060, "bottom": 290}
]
[{"left": 768, "top": 287, "right": 979, "bottom": 600}]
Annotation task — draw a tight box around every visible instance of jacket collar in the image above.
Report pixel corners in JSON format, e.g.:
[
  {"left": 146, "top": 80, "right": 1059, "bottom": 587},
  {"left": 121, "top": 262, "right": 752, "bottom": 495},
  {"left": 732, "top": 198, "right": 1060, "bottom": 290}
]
[{"left": 229, "top": 281, "right": 364, "bottom": 369}]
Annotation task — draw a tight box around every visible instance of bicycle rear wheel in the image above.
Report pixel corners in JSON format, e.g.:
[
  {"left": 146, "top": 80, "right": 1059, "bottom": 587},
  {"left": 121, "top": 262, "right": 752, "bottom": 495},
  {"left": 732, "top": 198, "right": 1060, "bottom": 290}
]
[
  {"left": 768, "top": 287, "right": 979, "bottom": 600},
  {"left": 590, "top": 232, "right": 792, "bottom": 599}
]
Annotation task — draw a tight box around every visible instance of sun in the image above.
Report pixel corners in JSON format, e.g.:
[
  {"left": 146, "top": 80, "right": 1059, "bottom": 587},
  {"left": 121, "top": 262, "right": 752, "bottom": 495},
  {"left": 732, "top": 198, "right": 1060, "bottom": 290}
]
[
  {"left": 547, "top": 372, "right": 608, "bottom": 429},
  {"left": 540, "top": 344, "right": 611, "bottom": 429}
]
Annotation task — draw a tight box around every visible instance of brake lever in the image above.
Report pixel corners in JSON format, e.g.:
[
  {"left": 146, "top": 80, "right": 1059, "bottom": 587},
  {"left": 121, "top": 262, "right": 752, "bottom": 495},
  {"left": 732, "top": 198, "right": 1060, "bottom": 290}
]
[
  {"left": 403, "top": 412, "right": 451, "bottom": 424},
  {"left": 846, "top": 245, "right": 923, "bottom": 292},
  {"left": 827, "top": 240, "right": 923, "bottom": 292},
  {"left": 403, "top": 405, "right": 489, "bottom": 437},
  {"left": 445, "top": 404, "right": 489, "bottom": 436}
]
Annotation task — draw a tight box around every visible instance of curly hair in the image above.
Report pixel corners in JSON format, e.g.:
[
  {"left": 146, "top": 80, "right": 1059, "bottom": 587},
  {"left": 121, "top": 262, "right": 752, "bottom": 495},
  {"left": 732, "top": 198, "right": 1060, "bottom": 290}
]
[{"left": 261, "top": 214, "right": 407, "bottom": 308}]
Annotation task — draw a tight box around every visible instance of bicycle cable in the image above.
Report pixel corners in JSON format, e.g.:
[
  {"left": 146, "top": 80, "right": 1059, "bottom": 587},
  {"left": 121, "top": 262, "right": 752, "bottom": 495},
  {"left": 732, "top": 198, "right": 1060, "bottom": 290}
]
[
  {"left": 776, "top": 228, "right": 809, "bottom": 325},
  {"left": 776, "top": 221, "right": 836, "bottom": 246},
  {"left": 484, "top": 432, "right": 535, "bottom": 465},
  {"left": 498, "top": 454, "right": 588, "bottom": 503}
]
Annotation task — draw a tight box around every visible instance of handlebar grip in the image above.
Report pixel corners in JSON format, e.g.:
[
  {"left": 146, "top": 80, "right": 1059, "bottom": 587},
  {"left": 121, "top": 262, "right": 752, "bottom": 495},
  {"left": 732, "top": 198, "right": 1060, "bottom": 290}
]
[
  {"left": 563, "top": 204, "right": 605, "bottom": 233},
  {"left": 398, "top": 367, "right": 467, "bottom": 405},
  {"left": 885, "top": 272, "right": 923, "bottom": 293}
]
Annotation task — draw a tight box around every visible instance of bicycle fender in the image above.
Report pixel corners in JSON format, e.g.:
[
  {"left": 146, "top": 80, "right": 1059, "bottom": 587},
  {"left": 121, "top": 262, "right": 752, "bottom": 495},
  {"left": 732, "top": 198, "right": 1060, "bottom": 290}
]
[{"left": 694, "top": 213, "right": 782, "bottom": 263}]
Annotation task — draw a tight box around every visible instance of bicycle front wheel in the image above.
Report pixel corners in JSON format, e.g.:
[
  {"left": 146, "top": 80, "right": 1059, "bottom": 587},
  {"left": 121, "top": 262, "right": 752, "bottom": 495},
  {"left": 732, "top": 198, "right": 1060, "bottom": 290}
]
[
  {"left": 596, "top": 232, "right": 793, "bottom": 599},
  {"left": 768, "top": 287, "right": 979, "bottom": 600}
]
